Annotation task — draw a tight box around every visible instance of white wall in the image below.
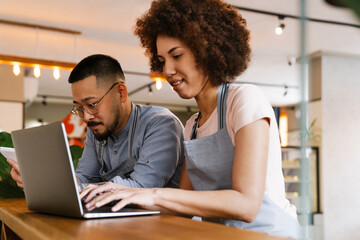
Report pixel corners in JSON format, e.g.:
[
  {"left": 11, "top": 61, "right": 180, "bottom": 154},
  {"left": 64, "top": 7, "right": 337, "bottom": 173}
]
[
  {"left": 0, "top": 101, "right": 23, "bottom": 132},
  {"left": 0, "top": 64, "right": 24, "bottom": 132},
  {"left": 321, "top": 53, "right": 360, "bottom": 239}
]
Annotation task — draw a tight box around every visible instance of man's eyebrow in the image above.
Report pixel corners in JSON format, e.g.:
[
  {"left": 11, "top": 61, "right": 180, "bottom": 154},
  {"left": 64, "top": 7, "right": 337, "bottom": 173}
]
[{"left": 73, "top": 96, "right": 96, "bottom": 104}]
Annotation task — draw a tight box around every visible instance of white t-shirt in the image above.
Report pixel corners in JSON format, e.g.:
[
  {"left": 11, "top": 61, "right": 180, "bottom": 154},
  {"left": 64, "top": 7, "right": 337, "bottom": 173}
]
[{"left": 184, "top": 84, "right": 297, "bottom": 219}]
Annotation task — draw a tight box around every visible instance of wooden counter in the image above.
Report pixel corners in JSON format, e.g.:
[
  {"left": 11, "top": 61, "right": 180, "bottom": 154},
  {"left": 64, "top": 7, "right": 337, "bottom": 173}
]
[{"left": 0, "top": 198, "right": 290, "bottom": 240}]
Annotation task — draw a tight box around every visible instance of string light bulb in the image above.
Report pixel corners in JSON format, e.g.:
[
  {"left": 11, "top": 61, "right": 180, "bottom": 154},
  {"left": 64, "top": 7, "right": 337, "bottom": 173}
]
[
  {"left": 275, "top": 15, "right": 285, "bottom": 35},
  {"left": 33, "top": 65, "right": 41, "bottom": 78},
  {"left": 283, "top": 85, "right": 288, "bottom": 96},
  {"left": 275, "top": 23, "right": 285, "bottom": 35},
  {"left": 149, "top": 72, "right": 166, "bottom": 91},
  {"left": 13, "top": 63, "right": 21, "bottom": 76},
  {"left": 155, "top": 78, "right": 162, "bottom": 90},
  {"left": 53, "top": 67, "right": 60, "bottom": 80},
  {"left": 148, "top": 85, "right": 153, "bottom": 96}
]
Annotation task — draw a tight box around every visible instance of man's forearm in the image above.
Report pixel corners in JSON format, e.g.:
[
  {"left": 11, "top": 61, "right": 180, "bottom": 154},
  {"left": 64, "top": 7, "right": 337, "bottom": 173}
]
[{"left": 111, "top": 176, "right": 143, "bottom": 188}]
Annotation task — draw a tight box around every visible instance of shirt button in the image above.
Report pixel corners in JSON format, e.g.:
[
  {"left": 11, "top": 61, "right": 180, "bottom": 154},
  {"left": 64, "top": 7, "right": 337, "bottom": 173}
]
[
  {"left": 114, "top": 151, "right": 118, "bottom": 155},
  {"left": 145, "top": 160, "right": 149, "bottom": 163},
  {"left": 114, "top": 136, "right": 118, "bottom": 140}
]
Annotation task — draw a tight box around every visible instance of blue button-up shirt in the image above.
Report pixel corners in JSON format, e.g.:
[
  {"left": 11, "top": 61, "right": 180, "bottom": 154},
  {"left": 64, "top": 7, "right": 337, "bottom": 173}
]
[{"left": 76, "top": 103, "right": 184, "bottom": 188}]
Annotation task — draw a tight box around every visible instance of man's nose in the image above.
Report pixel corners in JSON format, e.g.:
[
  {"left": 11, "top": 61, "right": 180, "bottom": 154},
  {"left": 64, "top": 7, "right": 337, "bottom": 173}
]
[{"left": 82, "top": 110, "right": 94, "bottom": 122}]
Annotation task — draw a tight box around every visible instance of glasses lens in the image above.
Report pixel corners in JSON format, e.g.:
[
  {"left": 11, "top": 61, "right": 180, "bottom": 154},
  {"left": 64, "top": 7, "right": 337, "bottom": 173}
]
[
  {"left": 85, "top": 105, "right": 98, "bottom": 115},
  {"left": 71, "top": 106, "right": 84, "bottom": 118}
]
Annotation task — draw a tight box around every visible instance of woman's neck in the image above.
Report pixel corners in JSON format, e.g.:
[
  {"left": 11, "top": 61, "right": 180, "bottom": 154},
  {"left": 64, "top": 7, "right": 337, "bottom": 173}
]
[{"left": 195, "top": 83, "right": 218, "bottom": 127}]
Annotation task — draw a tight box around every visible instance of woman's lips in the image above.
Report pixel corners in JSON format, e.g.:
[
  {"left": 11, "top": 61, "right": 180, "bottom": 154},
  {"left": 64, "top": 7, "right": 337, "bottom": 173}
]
[
  {"left": 170, "top": 79, "right": 184, "bottom": 90},
  {"left": 172, "top": 80, "right": 182, "bottom": 86}
]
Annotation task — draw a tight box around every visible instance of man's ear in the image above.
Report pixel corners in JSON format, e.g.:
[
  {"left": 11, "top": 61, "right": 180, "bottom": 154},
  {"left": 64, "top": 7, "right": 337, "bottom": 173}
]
[{"left": 116, "top": 83, "right": 128, "bottom": 103}]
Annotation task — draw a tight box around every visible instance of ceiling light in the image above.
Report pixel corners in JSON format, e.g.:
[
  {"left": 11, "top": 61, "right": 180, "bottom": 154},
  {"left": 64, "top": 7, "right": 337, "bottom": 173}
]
[
  {"left": 149, "top": 72, "right": 166, "bottom": 90},
  {"left": 13, "top": 63, "right": 21, "bottom": 76},
  {"left": 148, "top": 85, "right": 153, "bottom": 95},
  {"left": 53, "top": 67, "right": 60, "bottom": 80},
  {"left": 155, "top": 78, "right": 162, "bottom": 90},
  {"left": 42, "top": 96, "right": 47, "bottom": 106},
  {"left": 275, "top": 23, "right": 285, "bottom": 35},
  {"left": 0, "top": 54, "right": 75, "bottom": 79},
  {"left": 275, "top": 15, "right": 285, "bottom": 35},
  {"left": 283, "top": 85, "right": 288, "bottom": 96},
  {"left": 33, "top": 65, "right": 41, "bottom": 78}
]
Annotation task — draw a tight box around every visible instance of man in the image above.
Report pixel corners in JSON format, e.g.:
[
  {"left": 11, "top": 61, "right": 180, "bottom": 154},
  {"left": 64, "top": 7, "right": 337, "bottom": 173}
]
[{"left": 8, "top": 54, "right": 184, "bottom": 189}]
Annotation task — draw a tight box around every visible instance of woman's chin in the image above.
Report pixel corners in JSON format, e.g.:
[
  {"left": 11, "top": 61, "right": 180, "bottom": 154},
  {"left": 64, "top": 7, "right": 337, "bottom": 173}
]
[{"left": 176, "top": 92, "right": 193, "bottom": 100}]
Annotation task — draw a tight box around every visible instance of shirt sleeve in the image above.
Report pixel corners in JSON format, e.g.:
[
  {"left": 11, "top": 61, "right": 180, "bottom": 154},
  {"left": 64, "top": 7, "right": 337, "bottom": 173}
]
[
  {"left": 75, "top": 130, "right": 103, "bottom": 183},
  {"left": 228, "top": 84, "right": 273, "bottom": 134},
  {"left": 111, "top": 112, "right": 184, "bottom": 188}
]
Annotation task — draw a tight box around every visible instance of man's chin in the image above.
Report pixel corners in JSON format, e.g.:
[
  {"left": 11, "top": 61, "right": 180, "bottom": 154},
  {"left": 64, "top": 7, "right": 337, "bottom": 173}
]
[
  {"left": 94, "top": 132, "right": 108, "bottom": 141},
  {"left": 92, "top": 129, "right": 110, "bottom": 141}
]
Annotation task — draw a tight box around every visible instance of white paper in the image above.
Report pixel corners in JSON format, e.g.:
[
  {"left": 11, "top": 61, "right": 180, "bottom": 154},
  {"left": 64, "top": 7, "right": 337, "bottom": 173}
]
[{"left": 0, "top": 147, "right": 17, "bottom": 162}]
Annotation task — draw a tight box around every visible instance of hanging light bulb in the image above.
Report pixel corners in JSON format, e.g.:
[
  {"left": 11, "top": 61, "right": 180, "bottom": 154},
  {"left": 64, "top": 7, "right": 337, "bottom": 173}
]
[
  {"left": 283, "top": 85, "right": 288, "bottom": 96},
  {"left": 155, "top": 78, "right": 162, "bottom": 90},
  {"left": 53, "top": 67, "right": 60, "bottom": 80},
  {"left": 275, "top": 15, "right": 285, "bottom": 35},
  {"left": 33, "top": 65, "right": 41, "bottom": 78},
  {"left": 149, "top": 72, "right": 166, "bottom": 90},
  {"left": 13, "top": 63, "right": 21, "bottom": 76},
  {"left": 275, "top": 23, "right": 285, "bottom": 35},
  {"left": 148, "top": 85, "right": 153, "bottom": 96}
]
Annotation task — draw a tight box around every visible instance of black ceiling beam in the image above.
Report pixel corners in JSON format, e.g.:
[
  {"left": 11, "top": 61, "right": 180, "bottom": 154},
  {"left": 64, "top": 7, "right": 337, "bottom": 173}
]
[{"left": 233, "top": 5, "right": 360, "bottom": 29}]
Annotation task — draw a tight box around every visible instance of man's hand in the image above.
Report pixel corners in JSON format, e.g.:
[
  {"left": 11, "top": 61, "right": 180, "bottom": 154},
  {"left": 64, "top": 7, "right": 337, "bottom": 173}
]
[
  {"left": 80, "top": 182, "right": 123, "bottom": 203},
  {"left": 7, "top": 158, "right": 23, "bottom": 188},
  {"left": 84, "top": 184, "right": 157, "bottom": 212},
  {"left": 80, "top": 182, "right": 158, "bottom": 213}
]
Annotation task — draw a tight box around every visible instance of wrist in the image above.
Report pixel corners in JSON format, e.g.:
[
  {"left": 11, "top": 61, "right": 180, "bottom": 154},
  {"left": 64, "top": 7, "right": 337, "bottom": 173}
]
[{"left": 153, "top": 188, "right": 163, "bottom": 206}]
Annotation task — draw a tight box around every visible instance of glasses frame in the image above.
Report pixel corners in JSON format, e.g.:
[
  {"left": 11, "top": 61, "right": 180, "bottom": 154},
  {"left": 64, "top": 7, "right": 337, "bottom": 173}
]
[{"left": 71, "top": 82, "right": 120, "bottom": 118}]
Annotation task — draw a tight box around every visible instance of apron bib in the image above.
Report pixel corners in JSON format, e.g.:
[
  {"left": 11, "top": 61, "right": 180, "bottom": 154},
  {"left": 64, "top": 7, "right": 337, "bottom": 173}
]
[
  {"left": 184, "top": 83, "right": 301, "bottom": 239},
  {"left": 97, "top": 103, "right": 139, "bottom": 181}
]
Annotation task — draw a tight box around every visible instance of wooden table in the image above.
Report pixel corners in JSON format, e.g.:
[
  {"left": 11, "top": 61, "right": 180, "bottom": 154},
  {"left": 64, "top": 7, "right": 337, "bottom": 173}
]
[{"left": 0, "top": 199, "right": 290, "bottom": 240}]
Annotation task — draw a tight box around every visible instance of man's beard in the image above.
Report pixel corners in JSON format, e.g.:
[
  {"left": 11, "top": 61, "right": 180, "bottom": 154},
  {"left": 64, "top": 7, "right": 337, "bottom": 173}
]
[{"left": 88, "top": 108, "right": 120, "bottom": 141}]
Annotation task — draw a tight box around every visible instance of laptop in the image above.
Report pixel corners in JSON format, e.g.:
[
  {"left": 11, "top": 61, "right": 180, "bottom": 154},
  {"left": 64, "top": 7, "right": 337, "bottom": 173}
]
[{"left": 11, "top": 121, "right": 160, "bottom": 218}]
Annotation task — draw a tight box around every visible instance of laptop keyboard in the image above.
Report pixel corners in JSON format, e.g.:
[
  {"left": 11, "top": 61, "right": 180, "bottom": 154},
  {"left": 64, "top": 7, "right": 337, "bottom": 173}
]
[
  {"left": 83, "top": 205, "right": 114, "bottom": 213},
  {"left": 82, "top": 202, "right": 138, "bottom": 213}
]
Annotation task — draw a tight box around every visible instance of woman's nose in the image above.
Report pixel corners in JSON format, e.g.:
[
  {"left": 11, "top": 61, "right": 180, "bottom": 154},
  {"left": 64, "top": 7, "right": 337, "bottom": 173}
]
[{"left": 163, "top": 61, "right": 176, "bottom": 78}]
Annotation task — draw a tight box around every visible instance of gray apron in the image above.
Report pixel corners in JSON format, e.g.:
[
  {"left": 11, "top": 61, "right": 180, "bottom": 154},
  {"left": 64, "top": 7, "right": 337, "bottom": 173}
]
[
  {"left": 184, "top": 83, "right": 301, "bottom": 239},
  {"left": 97, "top": 103, "right": 139, "bottom": 181}
]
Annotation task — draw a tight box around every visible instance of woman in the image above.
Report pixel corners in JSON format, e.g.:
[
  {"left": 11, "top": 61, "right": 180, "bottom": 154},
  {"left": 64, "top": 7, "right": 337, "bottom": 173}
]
[{"left": 81, "top": 0, "right": 300, "bottom": 238}]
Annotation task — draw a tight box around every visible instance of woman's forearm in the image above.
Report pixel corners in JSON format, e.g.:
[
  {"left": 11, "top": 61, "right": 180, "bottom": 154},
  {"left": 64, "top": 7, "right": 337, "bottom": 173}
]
[{"left": 154, "top": 188, "right": 262, "bottom": 222}]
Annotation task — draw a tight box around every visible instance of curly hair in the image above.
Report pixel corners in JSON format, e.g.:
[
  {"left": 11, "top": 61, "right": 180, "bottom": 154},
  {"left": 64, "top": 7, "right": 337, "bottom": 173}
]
[{"left": 134, "top": 0, "right": 251, "bottom": 86}]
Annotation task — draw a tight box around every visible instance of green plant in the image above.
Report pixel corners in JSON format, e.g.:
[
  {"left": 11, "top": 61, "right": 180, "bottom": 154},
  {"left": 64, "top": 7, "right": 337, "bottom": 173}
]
[
  {"left": 0, "top": 131, "right": 83, "bottom": 199},
  {"left": 70, "top": 145, "right": 83, "bottom": 169},
  {"left": 0, "top": 132, "right": 24, "bottom": 199}
]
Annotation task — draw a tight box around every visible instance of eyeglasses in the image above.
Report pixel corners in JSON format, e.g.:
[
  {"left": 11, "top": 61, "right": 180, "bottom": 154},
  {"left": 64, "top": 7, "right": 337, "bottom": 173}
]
[{"left": 71, "top": 82, "right": 120, "bottom": 118}]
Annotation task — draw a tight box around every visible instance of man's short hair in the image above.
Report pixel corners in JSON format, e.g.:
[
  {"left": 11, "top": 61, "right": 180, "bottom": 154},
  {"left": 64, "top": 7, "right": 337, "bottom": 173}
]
[{"left": 69, "top": 54, "right": 125, "bottom": 87}]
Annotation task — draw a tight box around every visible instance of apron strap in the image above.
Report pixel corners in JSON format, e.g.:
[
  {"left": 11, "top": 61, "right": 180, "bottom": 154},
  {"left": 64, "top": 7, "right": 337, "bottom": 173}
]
[
  {"left": 99, "top": 102, "right": 139, "bottom": 181},
  {"left": 217, "top": 82, "right": 229, "bottom": 130},
  {"left": 190, "top": 113, "right": 201, "bottom": 140},
  {"left": 190, "top": 82, "right": 230, "bottom": 140},
  {"left": 128, "top": 102, "right": 139, "bottom": 156}
]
